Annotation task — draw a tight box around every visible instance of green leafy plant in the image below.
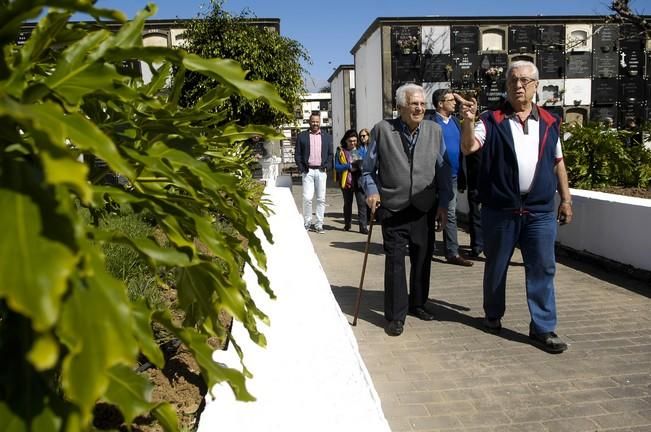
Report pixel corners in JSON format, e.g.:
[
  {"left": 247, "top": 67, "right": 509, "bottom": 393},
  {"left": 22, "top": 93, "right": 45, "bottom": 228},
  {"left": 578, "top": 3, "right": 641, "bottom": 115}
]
[
  {"left": 562, "top": 122, "right": 633, "bottom": 189},
  {"left": 621, "top": 124, "right": 651, "bottom": 188},
  {"left": 0, "top": 1, "right": 289, "bottom": 430}
]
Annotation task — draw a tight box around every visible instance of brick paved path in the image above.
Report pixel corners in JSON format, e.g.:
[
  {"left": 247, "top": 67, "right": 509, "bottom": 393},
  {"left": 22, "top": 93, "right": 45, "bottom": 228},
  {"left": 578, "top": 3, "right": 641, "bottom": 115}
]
[{"left": 293, "top": 183, "right": 651, "bottom": 432}]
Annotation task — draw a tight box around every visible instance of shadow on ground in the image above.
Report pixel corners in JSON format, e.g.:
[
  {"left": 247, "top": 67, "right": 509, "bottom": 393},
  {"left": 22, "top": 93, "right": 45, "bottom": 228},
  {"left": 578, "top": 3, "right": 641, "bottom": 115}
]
[
  {"left": 330, "top": 285, "right": 385, "bottom": 328},
  {"left": 556, "top": 248, "right": 651, "bottom": 299}
]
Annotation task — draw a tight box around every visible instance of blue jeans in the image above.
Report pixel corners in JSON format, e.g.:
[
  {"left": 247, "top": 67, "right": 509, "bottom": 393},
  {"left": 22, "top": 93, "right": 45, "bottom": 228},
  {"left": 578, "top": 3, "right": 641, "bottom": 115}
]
[
  {"left": 443, "top": 176, "right": 459, "bottom": 257},
  {"left": 481, "top": 207, "right": 558, "bottom": 334}
]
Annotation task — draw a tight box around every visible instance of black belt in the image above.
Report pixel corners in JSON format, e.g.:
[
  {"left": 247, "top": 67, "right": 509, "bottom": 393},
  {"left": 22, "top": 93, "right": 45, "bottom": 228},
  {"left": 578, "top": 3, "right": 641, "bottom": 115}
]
[{"left": 308, "top": 165, "right": 322, "bottom": 169}]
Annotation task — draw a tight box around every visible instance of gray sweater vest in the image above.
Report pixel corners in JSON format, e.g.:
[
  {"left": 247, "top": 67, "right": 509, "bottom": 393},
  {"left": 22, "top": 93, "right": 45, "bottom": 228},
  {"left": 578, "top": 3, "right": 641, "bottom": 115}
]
[{"left": 374, "top": 118, "right": 443, "bottom": 212}]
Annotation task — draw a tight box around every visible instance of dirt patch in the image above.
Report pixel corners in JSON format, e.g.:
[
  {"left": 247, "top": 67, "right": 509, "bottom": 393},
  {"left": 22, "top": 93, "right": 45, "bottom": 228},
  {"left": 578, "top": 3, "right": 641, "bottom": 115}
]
[
  {"left": 593, "top": 186, "right": 651, "bottom": 199},
  {"left": 138, "top": 346, "right": 207, "bottom": 431},
  {"left": 94, "top": 280, "right": 231, "bottom": 431}
]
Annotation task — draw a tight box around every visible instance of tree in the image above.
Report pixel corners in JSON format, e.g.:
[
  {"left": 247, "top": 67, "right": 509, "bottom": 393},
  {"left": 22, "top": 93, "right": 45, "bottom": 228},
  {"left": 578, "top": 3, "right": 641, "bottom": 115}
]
[
  {"left": 609, "top": 0, "right": 651, "bottom": 35},
  {"left": 0, "top": 1, "right": 288, "bottom": 430},
  {"left": 180, "top": 0, "right": 310, "bottom": 128}
]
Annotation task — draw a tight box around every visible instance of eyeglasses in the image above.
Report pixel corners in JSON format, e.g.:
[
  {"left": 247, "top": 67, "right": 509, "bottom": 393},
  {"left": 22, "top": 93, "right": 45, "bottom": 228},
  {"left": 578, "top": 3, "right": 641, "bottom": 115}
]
[{"left": 507, "top": 77, "right": 537, "bottom": 87}]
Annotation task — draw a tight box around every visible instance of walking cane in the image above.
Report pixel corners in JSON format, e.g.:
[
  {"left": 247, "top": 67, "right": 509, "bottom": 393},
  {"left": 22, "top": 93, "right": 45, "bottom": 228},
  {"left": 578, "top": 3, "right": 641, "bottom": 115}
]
[{"left": 352, "top": 207, "right": 376, "bottom": 326}]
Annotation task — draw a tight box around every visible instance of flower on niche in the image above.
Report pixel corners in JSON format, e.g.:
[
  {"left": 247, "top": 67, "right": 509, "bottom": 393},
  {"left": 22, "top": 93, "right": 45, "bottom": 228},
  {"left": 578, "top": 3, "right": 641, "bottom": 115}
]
[
  {"left": 397, "top": 35, "right": 419, "bottom": 54},
  {"left": 485, "top": 66, "right": 503, "bottom": 78}
]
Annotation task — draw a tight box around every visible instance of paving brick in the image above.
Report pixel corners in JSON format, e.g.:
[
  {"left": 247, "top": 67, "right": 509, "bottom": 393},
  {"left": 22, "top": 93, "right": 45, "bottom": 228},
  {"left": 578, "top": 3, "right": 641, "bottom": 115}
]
[
  {"left": 397, "top": 391, "right": 445, "bottom": 404},
  {"left": 553, "top": 402, "right": 608, "bottom": 418},
  {"left": 375, "top": 381, "right": 416, "bottom": 394},
  {"left": 528, "top": 381, "right": 577, "bottom": 394},
  {"left": 561, "top": 388, "right": 615, "bottom": 403},
  {"left": 506, "top": 406, "right": 563, "bottom": 423},
  {"left": 570, "top": 377, "right": 619, "bottom": 390},
  {"left": 425, "top": 400, "right": 476, "bottom": 415},
  {"left": 599, "top": 397, "right": 651, "bottom": 413},
  {"left": 606, "top": 385, "right": 651, "bottom": 399},
  {"left": 441, "top": 388, "right": 488, "bottom": 402},
  {"left": 458, "top": 412, "right": 512, "bottom": 427},
  {"left": 590, "top": 412, "right": 649, "bottom": 428},
  {"left": 542, "top": 417, "right": 599, "bottom": 432},
  {"left": 408, "top": 414, "right": 462, "bottom": 430},
  {"left": 386, "top": 416, "right": 414, "bottom": 432},
  {"left": 383, "top": 402, "right": 429, "bottom": 418},
  {"left": 493, "top": 423, "right": 547, "bottom": 432}
]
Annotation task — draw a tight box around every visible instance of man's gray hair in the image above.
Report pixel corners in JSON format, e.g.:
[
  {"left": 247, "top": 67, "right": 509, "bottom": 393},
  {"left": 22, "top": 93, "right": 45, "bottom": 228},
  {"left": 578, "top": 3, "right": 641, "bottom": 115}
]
[
  {"left": 506, "top": 60, "right": 539, "bottom": 81},
  {"left": 395, "top": 83, "right": 425, "bottom": 108}
]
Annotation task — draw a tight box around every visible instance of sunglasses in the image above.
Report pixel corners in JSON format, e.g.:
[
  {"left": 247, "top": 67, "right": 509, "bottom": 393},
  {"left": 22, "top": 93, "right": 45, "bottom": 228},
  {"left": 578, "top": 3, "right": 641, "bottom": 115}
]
[{"left": 359, "top": 134, "right": 368, "bottom": 137}]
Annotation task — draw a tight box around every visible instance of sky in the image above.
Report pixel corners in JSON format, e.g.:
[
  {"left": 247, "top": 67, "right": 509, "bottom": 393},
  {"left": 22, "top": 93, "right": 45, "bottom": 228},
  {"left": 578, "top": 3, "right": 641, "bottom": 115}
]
[{"left": 92, "top": 0, "right": 649, "bottom": 90}]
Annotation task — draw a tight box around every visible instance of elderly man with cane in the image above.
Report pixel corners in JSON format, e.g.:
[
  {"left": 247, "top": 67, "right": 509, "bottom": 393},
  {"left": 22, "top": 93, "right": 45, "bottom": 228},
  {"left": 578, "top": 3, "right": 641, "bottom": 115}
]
[
  {"left": 459, "top": 60, "right": 573, "bottom": 353},
  {"left": 361, "top": 83, "right": 452, "bottom": 337}
]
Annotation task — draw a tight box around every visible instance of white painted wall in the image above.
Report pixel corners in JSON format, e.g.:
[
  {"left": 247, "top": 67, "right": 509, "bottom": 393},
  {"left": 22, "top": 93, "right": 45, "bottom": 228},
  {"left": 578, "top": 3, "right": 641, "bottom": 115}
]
[
  {"left": 198, "top": 183, "right": 391, "bottom": 432},
  {"left": 354, "top": 28, "right": 384, "bottom": 131},
  {"left": 140, "top": 33, "right": 169, "bottom": 84},
  {"left": 555, "top": 189, "right": 651, "bottom": 271},
  {"left": 330, "top": 70, "right": 347, "bottom": 146},
  {"left": 457, "top": 189, "right": 651, "bottom": 271}
]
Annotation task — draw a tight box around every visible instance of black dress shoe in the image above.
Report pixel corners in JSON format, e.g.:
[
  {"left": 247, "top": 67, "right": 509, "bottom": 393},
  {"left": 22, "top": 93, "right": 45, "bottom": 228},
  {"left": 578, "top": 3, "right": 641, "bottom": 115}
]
[
  {"left": 359, "top": 226, "right": 369, "bottom": 235},
  {"left": 409, "top": 306, "right": 435, "bottom": 321},
  {"left": 469, "top": 249, "right": 483, "bottom": 258},
  {"left": 529, "top": 331, "right": 568, "bottom": 354},
  {"left": 446, "top": 255, "right": 474, "bottom": 267},
  {"left": 343, "top": 224, "right": 351, "bottom": 231},
  {"left": 483, "top": 317, "right": 502, "bottom": 334},
  {"left": 386, "top": 320, "right": 404, "bottom": 336}
]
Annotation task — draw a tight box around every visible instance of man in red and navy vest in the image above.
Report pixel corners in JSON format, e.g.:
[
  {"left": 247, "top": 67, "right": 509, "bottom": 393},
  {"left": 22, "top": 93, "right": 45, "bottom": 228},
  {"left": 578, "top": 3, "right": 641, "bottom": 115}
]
[{"left": 459, "top": 60, "right": 574, "bottom": 354}]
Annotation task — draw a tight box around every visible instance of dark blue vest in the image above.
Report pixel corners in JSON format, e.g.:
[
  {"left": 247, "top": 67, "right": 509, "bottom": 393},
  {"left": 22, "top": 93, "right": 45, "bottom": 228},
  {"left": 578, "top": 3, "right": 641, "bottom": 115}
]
[{"left": 478, "top": 105, "right": 561, "bottom": 212}]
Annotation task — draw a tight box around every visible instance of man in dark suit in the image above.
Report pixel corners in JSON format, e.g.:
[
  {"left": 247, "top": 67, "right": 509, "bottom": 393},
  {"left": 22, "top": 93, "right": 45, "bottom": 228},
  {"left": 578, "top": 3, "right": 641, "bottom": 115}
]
[{"left": 294, "top": 112, "right": 333, "bottom": 233}]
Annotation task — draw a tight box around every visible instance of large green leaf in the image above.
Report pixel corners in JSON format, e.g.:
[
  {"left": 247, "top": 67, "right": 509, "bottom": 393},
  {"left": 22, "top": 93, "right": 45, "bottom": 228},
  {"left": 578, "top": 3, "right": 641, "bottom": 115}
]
[
  {"left": 130, "top": 300, "right": 164, "bottom": 368},
  {"left": 27, "top": 333, "right": 60, "bottom": 371},
  {"left": 106, "top": 3, "right": 155, "bottom": 51},
  {"left": 105, "top": 364, "right": 156, "bottom": 424},
  {"left": 182, "top": 54, "right": 290, "bottom": 113},
  {"left": 2, "top": 12, "right": 70, "bottom": 97},
  {"left": 44, "top": 29, "right": 112, "bottom": 90},
  {"left": 18, "top": 11, "right": 70, "bottom": 66},
  {"left": 151, "top": 403, "right": 179, "bottom": 432},
  {"left": 0, "top": 189, "right": 76, "bottom": 331},
  {"left": 93, "top": 229, "right": 193, "bottom": 267},
  {"left": 58, "top": 258, "right": 138, "bottom": 423},
  {"left": 0, "top": 98, "right": 134, "bottom": 178},
  {"left": 51, "top": 63, "right": 129, "bottom": 107},
  {"left": 0, "top": 405, "right": 28, "bottom": 432},
  {"left": 41, "top": 151, "right": 91, "bottom": 204}
]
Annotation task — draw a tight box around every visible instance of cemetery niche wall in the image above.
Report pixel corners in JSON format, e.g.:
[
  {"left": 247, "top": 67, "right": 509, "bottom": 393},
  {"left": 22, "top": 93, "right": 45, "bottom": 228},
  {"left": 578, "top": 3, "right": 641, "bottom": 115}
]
[{"left": 383, "top": 18, "right": 649, "bottom": 129}]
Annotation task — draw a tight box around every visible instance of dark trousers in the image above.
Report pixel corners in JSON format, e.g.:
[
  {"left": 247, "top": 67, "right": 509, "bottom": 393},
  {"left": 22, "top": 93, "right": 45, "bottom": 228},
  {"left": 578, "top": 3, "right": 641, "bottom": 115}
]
[
  {"left": 341, "top": 187, "right": 368, "bottom": 229},
  {"left": 381, "top": 206, "right": 435, "bottom": 321},
  {"left": 467, "top": 189, "right": 483, "bottom": 254}
]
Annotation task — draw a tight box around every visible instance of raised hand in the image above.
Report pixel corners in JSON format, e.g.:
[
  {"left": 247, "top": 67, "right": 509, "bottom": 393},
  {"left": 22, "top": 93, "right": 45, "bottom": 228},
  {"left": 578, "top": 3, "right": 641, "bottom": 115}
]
[{"left": 455, "top": 94, "right": 478, "bottom": 121}]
